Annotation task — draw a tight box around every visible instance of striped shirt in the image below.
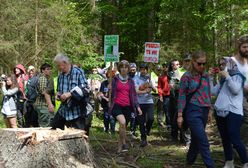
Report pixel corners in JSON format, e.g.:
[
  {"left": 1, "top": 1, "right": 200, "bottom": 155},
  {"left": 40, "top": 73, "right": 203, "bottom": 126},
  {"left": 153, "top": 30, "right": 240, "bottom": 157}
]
[
  {"left": 178, "top": 71, "right": 211, "bottom": 114},
  {"left": 57, "top": 66, "right": 88, "bottom": 121}
]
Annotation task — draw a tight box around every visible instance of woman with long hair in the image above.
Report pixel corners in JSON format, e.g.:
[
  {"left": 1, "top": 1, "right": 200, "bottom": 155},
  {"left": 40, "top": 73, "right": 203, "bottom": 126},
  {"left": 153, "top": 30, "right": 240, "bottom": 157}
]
[
  {"left": 1, "top": 74, "right": 19, "bottom": 128},
  {"left": 109, "top": 60, "right": 142, "bottom": 153},
  {"left": 177, "top": 51, "right": 215, "bottom": 168},
  {"left": 211, "top": 57, "right": 248, "bottom": 168}
]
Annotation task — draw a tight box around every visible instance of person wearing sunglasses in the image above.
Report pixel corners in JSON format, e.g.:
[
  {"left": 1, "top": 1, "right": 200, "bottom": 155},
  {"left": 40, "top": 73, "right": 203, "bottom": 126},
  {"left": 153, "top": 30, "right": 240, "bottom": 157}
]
[{"left": 177, "top": 51, "right": 215, "bottom": 168}]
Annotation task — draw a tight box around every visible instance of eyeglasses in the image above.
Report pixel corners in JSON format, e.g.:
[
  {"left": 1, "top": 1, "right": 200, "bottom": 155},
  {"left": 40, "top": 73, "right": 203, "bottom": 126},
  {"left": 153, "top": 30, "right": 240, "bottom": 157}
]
[{"left": 196, "top": 62, "right": 206, "bottom": 66}]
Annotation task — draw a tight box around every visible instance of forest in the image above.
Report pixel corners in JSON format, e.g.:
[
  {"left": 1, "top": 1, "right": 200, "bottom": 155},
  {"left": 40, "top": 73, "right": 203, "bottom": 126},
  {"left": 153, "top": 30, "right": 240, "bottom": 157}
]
[{"left": 0, "top": 0, "right": 247, "bottom": 73}]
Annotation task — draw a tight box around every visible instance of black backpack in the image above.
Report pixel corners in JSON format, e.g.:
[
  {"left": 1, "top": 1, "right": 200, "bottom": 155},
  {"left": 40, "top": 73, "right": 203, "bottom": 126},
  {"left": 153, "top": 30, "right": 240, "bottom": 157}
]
[{"left": 26, "top": 75, "right": 40, "bottom": 103}]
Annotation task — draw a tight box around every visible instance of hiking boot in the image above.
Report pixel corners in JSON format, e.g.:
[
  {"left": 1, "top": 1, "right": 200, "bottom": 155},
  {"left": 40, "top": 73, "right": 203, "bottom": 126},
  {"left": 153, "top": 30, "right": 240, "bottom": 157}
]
[
  {"left": 223, "top": 160, "right": 234, "bottom": 168},
  {"left": 140, "top": 140, "right": 148, "bottom": 147}
]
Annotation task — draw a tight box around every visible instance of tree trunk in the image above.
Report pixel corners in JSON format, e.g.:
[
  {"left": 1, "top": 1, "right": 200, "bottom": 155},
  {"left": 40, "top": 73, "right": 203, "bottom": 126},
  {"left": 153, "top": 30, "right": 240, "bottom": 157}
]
[
  {"left": 213, "top": 0, "right": 218, "bottom": 63},
  {"left": 35, "top": 0, "right": 39, "bottom": 67},
  {"left": 0, "top": 128, "right": 95, "bottom": 168},
  {"left": 111, "top": 0, "right": 117, "bottom": 34}
]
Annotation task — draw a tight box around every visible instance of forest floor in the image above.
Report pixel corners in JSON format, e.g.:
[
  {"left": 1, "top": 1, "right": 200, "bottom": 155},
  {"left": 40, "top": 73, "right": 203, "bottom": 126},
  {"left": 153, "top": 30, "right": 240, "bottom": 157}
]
[
  {"left": 0, "top": 113, "right": 246, "bottom": 168},
  {"left": 89, "top": 113, "right": 246, "bottom": 168}
]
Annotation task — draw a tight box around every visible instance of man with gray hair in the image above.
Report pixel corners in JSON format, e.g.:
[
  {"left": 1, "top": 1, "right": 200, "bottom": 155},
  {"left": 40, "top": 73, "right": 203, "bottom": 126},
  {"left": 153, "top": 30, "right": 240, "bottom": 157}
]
[{"left": 52, "top": 53, "right": 89, "bottom": 130}]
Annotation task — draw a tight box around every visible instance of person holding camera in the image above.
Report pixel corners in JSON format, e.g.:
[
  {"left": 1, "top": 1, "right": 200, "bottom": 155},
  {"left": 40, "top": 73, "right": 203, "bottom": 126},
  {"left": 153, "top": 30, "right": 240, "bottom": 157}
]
[
  {"left": 210, "top": 58, "right": 248, "bottom": 168},
  {"left": 1, "top": 74, "right": 19, "bottom": 128}
]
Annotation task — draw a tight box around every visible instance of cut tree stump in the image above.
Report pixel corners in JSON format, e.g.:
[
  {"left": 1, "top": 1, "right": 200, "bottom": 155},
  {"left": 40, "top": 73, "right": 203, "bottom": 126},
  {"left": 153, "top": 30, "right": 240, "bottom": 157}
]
[{"left": 0, "top": 128, "right": 95, "bottom": 168}]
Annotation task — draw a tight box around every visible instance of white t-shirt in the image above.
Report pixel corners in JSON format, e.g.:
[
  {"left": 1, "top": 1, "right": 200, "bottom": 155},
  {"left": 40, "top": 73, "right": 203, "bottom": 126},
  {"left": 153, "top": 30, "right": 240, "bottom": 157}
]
[{"left": 232, "top": 57, "right": 248, "bottom": 86}]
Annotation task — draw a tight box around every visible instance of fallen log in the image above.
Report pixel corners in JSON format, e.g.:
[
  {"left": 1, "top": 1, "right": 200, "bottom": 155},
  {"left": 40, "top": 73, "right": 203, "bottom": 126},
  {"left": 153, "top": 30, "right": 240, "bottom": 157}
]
[{"left": 0, "top": 128, "right": 95, "bottom": 168}]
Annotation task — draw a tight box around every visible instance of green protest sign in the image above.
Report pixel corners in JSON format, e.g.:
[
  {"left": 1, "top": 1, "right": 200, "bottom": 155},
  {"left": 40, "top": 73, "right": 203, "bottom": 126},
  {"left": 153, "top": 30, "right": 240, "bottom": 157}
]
[{"left": 104, "top": 35, "right": 119, "bottom": 62}]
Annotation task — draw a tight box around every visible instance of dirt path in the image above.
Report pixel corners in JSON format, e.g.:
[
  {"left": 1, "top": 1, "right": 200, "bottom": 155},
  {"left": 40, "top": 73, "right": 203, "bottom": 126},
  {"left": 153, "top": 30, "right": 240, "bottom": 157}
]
[{"left": 89, "top": 123, "right": 236, "bottom": 168}]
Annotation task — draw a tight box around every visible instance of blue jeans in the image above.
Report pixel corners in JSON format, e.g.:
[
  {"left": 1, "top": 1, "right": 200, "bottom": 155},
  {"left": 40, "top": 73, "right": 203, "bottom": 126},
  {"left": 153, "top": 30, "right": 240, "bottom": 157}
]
[
  {"left": 186, "top": 103, "right": 215, "bottom": 168},
  {"left": 215, "top": 112, "right": 248, "bottom": 163},
  {"left": 158, "top": 96, "right": 170, "bottom": 126},
  {"left": 130, "top": 112, "right": 137, "bottom": 134},
  {"left": 103, "top": 109, "right": 116, "bottom": 133}
]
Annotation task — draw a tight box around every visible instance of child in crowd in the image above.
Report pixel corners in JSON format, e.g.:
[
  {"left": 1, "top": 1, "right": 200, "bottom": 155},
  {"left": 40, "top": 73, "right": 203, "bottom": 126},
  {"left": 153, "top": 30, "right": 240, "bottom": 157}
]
[
  {"left": 99, "top": 69, "right": 116, "bottom": 134},
  {"left": 1, "top": 75, "right": 19, "bottom": 128}
]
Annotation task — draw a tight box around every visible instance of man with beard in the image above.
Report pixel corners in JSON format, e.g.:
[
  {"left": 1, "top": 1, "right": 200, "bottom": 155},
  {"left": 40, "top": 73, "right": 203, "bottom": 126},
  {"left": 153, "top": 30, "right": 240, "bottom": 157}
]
[{"left": 232, "top": 35, "right": 248, "bottom": 143}]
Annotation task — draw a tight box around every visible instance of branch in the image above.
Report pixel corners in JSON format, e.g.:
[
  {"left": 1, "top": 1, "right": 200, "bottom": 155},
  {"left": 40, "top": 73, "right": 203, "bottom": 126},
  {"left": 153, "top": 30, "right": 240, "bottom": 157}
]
[
  {"left": 90, "top": 139, "right": 118, "bottom": 143},
  {"left": 24, "top": 39, "right": 56, "bottom": 66}
]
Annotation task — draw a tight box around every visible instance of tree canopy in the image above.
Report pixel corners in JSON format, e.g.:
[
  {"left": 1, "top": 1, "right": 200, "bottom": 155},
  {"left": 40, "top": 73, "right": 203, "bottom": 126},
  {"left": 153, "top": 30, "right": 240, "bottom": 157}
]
[{"left": 0, "top": 0, "right": 247, "bottom": 74}]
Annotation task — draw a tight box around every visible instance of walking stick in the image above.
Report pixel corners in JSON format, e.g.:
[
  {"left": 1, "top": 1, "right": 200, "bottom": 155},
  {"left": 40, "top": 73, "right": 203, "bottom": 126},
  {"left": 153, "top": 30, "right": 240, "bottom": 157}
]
[{"left": 108, "top": 62, "right": 113, "bottom": 107}]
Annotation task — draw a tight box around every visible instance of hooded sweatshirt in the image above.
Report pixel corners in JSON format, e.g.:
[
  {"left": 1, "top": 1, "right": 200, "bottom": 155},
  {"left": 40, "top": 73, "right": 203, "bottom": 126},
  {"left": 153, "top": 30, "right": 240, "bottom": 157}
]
[
  {"left": 1, "top": 86, "right": 19, "bottom": 116},
  {"left": 14, "top": 64, "right": 28, "bottom": 99},
  {"left": 210, "top": 57, "right": 246, "bottom": 116}
]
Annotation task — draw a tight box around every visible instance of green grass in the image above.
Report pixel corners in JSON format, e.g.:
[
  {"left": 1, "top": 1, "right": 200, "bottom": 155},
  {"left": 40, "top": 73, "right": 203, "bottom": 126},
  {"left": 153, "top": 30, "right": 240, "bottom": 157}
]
[
  {"left": 0, "top": 115, "right": 5, "bottom": 128},
  {"left": 0, "top": 110, "right": 243, "bottom": 168},
  {"left": 89, "top": 112, "right": 232, "bottom": 168}
]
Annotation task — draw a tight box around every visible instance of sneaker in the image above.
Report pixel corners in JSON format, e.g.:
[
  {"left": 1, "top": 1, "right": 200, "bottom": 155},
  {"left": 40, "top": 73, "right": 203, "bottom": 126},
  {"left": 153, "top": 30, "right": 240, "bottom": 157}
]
[
  {"left": 158, "top": 122, "right": 166, "bottom": 128},
  {"left": 121, "top": 144, "right": 128, "bottom": 152},
  {"left": 130, "top": 132, "right": 137, "bottom": 139},
  {"left": 223, "top": 160, "right": 234, "bottom": 168},
  {"left": 243, "top": 163, "right": 248, "bottom": 168},
  {"left": 140, "top": 140, "right": 148, "bottom": 147}
]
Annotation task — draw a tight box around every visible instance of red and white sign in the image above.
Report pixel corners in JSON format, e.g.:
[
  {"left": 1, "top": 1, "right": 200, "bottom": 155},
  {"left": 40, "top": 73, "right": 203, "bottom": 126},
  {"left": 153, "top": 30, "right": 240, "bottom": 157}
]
[{"left": 144, "top": 42, "right": 160, "bottom": 63}]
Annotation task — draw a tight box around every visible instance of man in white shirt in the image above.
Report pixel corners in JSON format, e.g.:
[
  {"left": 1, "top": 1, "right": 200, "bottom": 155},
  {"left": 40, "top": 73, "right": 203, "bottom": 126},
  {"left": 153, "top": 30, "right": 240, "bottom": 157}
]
[{"left": 231, "top": 35, "right": 248, "bottom": 143}]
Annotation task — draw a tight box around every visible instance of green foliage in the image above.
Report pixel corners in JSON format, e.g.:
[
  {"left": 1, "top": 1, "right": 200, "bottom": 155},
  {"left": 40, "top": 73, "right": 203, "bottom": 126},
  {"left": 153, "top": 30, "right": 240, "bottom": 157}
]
[
  {"left": 0, "top": 0, "right": 247, "bottom": 72},
  {"left": 0, "top": 115, "right": 5, "bottom": 128},
  {"left": 0, "top": 0, "right": 102, "bottom": 74},
  {"left": 98, "top": 0, "right": 248, "bottom": 64}
]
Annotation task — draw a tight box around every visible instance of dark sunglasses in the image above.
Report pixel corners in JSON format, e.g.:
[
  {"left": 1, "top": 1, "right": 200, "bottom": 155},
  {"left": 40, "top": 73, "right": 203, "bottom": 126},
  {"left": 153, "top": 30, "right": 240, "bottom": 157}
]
[{"left": 196, "top": 62, "right": 206, "bottom": 66}]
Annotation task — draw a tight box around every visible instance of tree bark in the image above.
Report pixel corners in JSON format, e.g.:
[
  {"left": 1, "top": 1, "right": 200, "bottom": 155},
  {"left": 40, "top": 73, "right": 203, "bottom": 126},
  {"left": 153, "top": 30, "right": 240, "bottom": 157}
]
[
  {"left": 35, "top": 0, "right": 39, "bottom": 67},
  {"left": 0, "top": 128, "right": 95, "bottom": 168},
  {"left": 213, "top": 0, "right": 218, "bottom": 63}
]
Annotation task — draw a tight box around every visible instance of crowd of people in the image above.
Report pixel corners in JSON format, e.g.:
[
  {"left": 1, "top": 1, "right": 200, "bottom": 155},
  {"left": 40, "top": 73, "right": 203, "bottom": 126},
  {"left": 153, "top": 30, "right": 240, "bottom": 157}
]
[{"left": 1, "top": 35, "right": 248, "bottom": 168}]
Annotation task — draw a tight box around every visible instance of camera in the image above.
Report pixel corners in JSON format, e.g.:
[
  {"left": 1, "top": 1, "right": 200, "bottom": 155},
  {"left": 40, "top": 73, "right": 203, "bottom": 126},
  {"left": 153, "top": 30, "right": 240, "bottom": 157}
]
[
  {"left": 0, "top": 74, "right": 6, "bottom": 82},
  {"left": 212, "top": 67, "right": 220, "bottom": 74}
]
